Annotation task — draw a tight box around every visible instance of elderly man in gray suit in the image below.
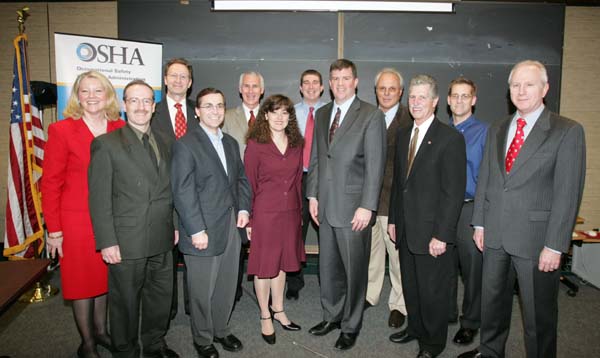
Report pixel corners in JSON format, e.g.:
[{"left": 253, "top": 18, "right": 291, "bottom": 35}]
[
  {"left": 307, "top": 59, "right": 386, "bottom": 351},
  {"left": 171, "top": 88, "right": 251, "bottom": 358},
  {"left": 459, "top": 60, "right": 586, "bottom": 358}
]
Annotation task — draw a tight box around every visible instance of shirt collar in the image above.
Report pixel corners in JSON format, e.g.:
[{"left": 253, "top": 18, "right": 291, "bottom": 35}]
[
  {"left": 199, "top": 122, "right": 223, "bottom": 140},
  {"left": 333, "top": 95, "right": 356, "bottom": 113}
]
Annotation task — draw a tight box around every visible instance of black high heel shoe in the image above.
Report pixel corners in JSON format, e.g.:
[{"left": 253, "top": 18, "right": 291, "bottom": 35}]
[
  {"left": 77, "top": 343, "right": 100, "bottom": 358},
  {"left": 260, "top": 316, "right": 276, "bottom": 345},
  {"left": 270, "top": 307, "right": 301, "bottom": 331},
  {"left": 94, "top": 333, "right": 113, "bottom": 352}
]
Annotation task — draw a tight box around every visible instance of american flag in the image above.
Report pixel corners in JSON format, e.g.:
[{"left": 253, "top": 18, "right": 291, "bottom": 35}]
[{"left": 3, "top": 34, "right": 45, "bottom": 259}]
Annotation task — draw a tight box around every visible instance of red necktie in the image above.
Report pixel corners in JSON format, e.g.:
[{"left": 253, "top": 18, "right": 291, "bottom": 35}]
[
  {"left": 329, "top": 108, "right": 341, "bottom": 143},
  {"left": 249, "top": 110, "right": 256, "bottom": 128},
  {"left": 174, "top": 103, "right": 187, "bottom": 139},
  {"left": 303, "top": 107, "right": 315, "bottom": 169},
  {"left": 505, "top": 118, "right": 527, "bottom": 174}
]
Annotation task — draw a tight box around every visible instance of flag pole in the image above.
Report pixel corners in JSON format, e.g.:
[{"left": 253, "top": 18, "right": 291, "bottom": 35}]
[{"left": 12, "top": 6, "right": 59, "bottom": 302}]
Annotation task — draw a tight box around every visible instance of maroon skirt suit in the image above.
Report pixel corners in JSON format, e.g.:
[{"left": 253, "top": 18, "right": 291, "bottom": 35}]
[
  {"left": 41, "top": 117, "right": 124, "bottom": 299},
  {"left": 244, "top": 139, "right": 306, "bottom": 278}
]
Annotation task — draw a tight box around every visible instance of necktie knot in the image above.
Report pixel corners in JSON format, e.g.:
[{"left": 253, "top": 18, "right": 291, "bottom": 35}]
[
  {"left": 309, "top": 106, "right": 314, "bottom": 114},
  {"left": 517, "top": 117, "right": 526, "bottom": 129},
  {"left": 174, "top": 103, "right": 182, "bottom": 110}
]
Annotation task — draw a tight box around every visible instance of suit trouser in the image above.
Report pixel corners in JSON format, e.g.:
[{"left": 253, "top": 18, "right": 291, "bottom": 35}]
[
  {"left": 184, "top": 217, "right": 241, "bottom": 346},
  {"left": 449, "top": 202, "right": 482, "bottom": 328},
  {"left": 108, "top": 251, "right": 173, "bottom": 358},
  {"left": 366, "top": 215, "right": 407, "bottom": 314},
  {"left": 318, "top": 216, "right": 370, "bottom": 334},
  {"left": 399, "top": 236, "right": 453, "bottom": 356},
  {"left": 170, "top": 247, "right": 190, "bottom": 319},
  {"left": 480, "top": 246, "right": 559, "bottom": 358}
]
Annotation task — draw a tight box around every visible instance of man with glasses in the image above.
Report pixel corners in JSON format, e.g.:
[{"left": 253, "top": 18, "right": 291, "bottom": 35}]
[
  {"left": 446, "top": 77, "right": 488, "bottom": 346},
  {"left": 171, "top": 88, "right": 251, "bottom": 358},
  {"left": 152, "top": 57, "right": 196, "bottom": 320},
  {"left": 89, "top": 80, "right": 180, "bottom": 358}
]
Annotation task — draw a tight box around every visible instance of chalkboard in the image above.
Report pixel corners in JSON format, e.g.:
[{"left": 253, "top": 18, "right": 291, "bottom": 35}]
[{"left": 119, "top": 0, "right": 564, "bottom": 124}]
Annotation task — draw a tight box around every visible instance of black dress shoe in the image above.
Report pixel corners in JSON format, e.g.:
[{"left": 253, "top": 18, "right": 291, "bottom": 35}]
[
  {"left": 389, "top": 329, "right": 417, "bottom": 344},
  {"left": 214, "top": 334, "right": 243, "bottom": 352},
  {"left": 77, "top": 344, "right": 100, "bottom": 358},
  {"left": 453, "top": 327, "right": 478, "bottom": 345},
  {"left": 388, "top": 310, "right": 406, "bottom": 328},
  {"left": 308, "top": 321, "right": 341, "bottom": 336},
  {"left": 334, "top": 332, "right": 357, "bottom": 351},
  {"left": 260, "top": 316, "right": 276, "bottom": 345},
  {"left": 285, "top": 289, "right": 299, "bottom": 300},
  {"left": 271, "top": 308, "right": 301, "bottom": 331},
  {"left": 417, "top": 350, "right": 436, "bottom": 358},
  {"left": 457, "top": 348, "right": 483, "bottom": 358},
  {"left": 194, "top": 344, "right": 219, "bottom": 358},
  {"left": 143, "top": 346, "right": 180, "bottom": 358}
]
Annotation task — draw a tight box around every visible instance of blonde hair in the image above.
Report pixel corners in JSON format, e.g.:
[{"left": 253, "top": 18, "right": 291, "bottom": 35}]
[{"left": 63, "top": 71, "right": 120, "bottom": 120}]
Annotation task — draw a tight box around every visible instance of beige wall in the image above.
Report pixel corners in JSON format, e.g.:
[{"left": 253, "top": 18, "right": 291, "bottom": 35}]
[
  {"left": 0, "top": 2, "right": 117, "bottom": 238},
  {"left": 0, "top": 3, "right": 598, "bottom": 239},
  {"left": 561, "top": 7, "right": 600, "bottom": 230}
]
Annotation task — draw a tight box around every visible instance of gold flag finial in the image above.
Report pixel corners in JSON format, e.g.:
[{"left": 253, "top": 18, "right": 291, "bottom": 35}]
[{"left": 17, "top": 6, "right": 30, "bottom": 35}]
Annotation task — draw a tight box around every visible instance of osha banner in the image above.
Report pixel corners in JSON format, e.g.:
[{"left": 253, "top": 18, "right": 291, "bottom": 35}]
[{"left": 55, "top": 33, "right": 163, "bottom": 120}]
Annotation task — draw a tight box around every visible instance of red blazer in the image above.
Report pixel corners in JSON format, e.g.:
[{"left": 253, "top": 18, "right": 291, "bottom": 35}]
[{"left": 42, "top": 117, "right": 125, "bottom": 234}]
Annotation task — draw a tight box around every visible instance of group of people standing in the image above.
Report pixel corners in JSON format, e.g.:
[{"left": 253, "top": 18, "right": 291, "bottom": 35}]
[{"left": 41, "top": 56, "right": 585, "bottom": 358}]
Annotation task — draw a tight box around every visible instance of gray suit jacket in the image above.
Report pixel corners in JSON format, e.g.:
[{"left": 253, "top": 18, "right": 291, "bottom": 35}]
[
  {"left": 151, "top": 97, "right": 196, "bottom": 148},
  {"left": 222, "top": 105, "right": 248, "bottom": 159},
  {"left": 306, "top": 97, "right": 386, "bottom": 227},
  {"left": 89, "top": 125, "right": 175, "bottom": 260},
  {"left": 472, "top": 108, "right": 586, "bottom": 258},
  {"left": 171, "top": 123, "right": 252, "bottom": 257}
]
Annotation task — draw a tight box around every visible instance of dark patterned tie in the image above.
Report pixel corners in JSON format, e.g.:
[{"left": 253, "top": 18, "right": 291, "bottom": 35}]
[
  {"left": 406, "top": 127, "right": 419, "bottom": 177},
  {"left": 329, "top": 107, "right": 341, "bottom": 143}
]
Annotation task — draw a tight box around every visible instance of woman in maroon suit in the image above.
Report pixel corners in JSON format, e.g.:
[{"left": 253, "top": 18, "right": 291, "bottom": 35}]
[
  {"left": 42, "top": 71, "right": 124, "bottom": 358},
  {"left": 245, "top": 94, "right": 306, "bottom": 344}
]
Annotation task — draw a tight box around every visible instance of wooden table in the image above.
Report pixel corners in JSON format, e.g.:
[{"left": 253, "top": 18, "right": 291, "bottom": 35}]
[{"left": 0, "top": 259, "right": 50, "bottom": 315}]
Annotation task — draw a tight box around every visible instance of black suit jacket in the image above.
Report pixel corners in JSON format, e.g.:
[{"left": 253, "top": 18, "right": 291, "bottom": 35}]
[
  {"left": 171, "top": 124, "right": 252, "bottom": 257},
  {"left": 89, "top": 125, "right": 175, "bottom": 259},
  {"left": 151, "top": 98, "right": 196, "bottom": 148},
  {"left": 389, "top": 118, "right": 466, "bottom": 254}
]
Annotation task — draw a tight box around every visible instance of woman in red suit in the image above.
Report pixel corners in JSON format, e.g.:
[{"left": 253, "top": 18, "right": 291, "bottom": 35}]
[
  {"left": 42, "top": 71, "right": 124, "bottom": 358},
  {"left": 244, "top": 94, "right": 306, "bottom": 345}
]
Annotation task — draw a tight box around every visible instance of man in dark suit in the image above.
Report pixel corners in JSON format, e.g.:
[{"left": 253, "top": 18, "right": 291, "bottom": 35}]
[
  {"left": 171, "top": 88, "right": 251, "bottom": 358},
  {"left": 151, "top": 57, "right": 196, "bottom": 319},
  {"left": 459, "top": 61, "right": 586, "bottom": 358},
  {"left": 307, "top": 59, "right": 386, "bottom": 351},
  {"left": 89, "top": 80, "right": 179, "bottom": 358},
  {"left": 388, "top": 74, "right": 466, "bottom": 358},
  {"left": 365, "top": 68, "right": 412, "bottom": 329}
]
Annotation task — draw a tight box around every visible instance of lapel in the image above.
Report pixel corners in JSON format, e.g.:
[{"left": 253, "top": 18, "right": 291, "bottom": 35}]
[
  {"left": 192, "top": 124, "right": 230, "bottom": 182},
  {"left": 235, "top": 106, "right": 248, "bottom": 136},
  {"left": 397, "top": 125, "right": 412, "bottom": 181},
  {"left": 120, "top": 125, "right": 159, "bottom": 184},
  {"left": 330, "top": 98, "right": 360, "bottom": 149},
  {"left": 507, "top": 108, "right": 551, "bottom": 178},
  {"left": 496, "top": 117, "right": 511, "bottom": 181},
  {"left": 406, "top": 118, "right": 439, "bottom": 181}
]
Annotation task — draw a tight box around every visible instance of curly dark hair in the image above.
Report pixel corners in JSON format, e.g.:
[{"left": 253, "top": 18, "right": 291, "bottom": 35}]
[{"left": 246, "top": 94, "right": 304, "bottom": 148}]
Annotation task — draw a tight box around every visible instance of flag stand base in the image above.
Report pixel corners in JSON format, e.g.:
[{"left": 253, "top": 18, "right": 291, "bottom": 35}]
[{"left": 20, "top": 281, "right": 59, "bottom": 303}]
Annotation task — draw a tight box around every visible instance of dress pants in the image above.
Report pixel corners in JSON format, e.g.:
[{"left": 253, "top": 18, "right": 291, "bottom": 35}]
[
  {"left": 366, "top": 215, "right": 407, "bottom": 314},
  {"left": 286, "top": 172, "right": 314, "bottom": 293},
  {"left": 108, "top": 251, "right": 173, "bottom": 358},
  {"left": 398, "top": 235, "right": 453, "bottom": 356},
  {"left": 318, "top": 216, "right": 371, "bottom": 334},
  {"left": 449, "top": 202, "right": 482, "bottom": 328},
  {"left": 480, "top": 246, "right": 560, "bottom": 358},
  {"left": 185, "top": 214, "right": 241, "bottom": 346}
]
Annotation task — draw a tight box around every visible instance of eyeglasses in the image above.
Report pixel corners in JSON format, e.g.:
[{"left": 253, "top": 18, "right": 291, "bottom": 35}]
[
  {"left": 125, "top": 97, "right": 154, "bottom": 106},
  {"left": 450, "top": 94, "right": 473, "bottom": 101},
  {"left": 199, "top": 103, "right": 225, "bottom": 111},
  {"left": 167, "top": 73, "right": 190, "bottom": 81}
]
